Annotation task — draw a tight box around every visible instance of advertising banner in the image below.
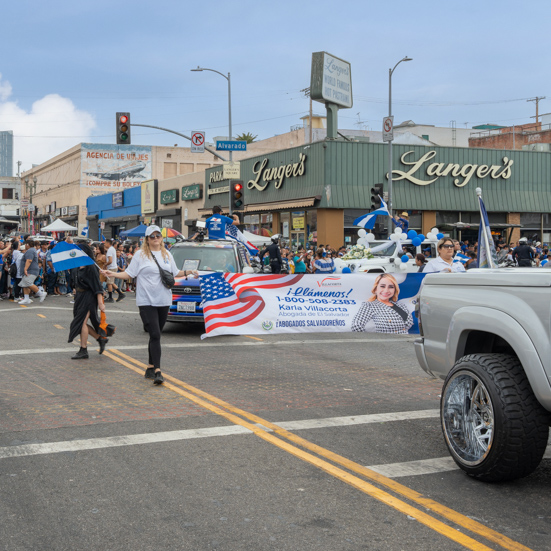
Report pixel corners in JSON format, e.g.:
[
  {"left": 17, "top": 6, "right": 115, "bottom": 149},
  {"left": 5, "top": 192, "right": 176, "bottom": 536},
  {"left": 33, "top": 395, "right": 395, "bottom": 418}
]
[
  {"left": 200, "top": 272, "right": 425, "bottom": 339},
  {"left": 80, "top": 143, "right": 152, "bottom": 189}
]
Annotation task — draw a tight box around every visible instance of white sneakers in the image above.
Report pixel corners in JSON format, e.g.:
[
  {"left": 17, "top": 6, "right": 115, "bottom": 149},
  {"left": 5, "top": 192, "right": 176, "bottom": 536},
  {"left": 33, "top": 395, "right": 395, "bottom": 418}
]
[
  {"left": 37, "top": 290, "right": 47, "bottom": 303},
  {"left": 19, "top": 297, "right": 33, "bottom": 305}
]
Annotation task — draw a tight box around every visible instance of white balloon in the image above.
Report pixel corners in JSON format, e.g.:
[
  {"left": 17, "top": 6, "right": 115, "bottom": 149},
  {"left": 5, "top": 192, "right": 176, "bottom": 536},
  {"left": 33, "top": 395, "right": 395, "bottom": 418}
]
[
  {"left": 366, "top": 233, "right": 375, "bottom": 242},
  {"left": 426, "top": 232, "right": 434, "bottom": 240},
  {"left": 399, "top": 233, "right": 408, "bottom": 241},
  {"left": 400, "top": 262, "right": 409, "bottom": 270},
  {"left": 394, "top": 227, "right": 402, "bottom": 234},
  {"left": 357, "top": 237, "right": 368, "bottom": 246},
  {"left": 431, "top": 227, "right": 439, "bottom": 234},
  {"left": 357, "top": 229, "right": 367, "bottom": 238},
  {"left": 390, "top": 233, "right": 400, "bottom": 242}
]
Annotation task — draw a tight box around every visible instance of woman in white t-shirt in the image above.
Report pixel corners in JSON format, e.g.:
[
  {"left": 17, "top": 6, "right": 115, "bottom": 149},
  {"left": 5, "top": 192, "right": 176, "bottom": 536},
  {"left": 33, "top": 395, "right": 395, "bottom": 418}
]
[
  {"left": 103, "top": 226, "right": 198, "bottom": 385},
  {"left": 424, "top": 237, "right": 466, "bottom": 274}
]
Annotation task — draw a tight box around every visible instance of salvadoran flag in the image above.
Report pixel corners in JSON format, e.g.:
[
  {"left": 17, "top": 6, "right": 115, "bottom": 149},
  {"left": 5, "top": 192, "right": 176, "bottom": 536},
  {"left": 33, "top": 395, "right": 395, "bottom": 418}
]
[
  {"left": 453, "top": 252, "right": 469, "bottom": 264},
  {"left": 51, "top": 242, "right": 95, "bottom": 272},
  {"left": 226, "top": 225, "right": 259, "bottom": 256},
  {"left": 353, "top": 197, "right": 390, "bottom": 230},
  {"left": 81, "top": 226, "right": 89, "bottom": 237}
]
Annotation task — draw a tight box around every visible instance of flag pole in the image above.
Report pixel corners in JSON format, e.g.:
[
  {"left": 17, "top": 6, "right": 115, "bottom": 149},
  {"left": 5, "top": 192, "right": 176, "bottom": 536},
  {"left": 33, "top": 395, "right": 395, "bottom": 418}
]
[{"left": 476, "top": 187, "right": 497, "bottom": 269}]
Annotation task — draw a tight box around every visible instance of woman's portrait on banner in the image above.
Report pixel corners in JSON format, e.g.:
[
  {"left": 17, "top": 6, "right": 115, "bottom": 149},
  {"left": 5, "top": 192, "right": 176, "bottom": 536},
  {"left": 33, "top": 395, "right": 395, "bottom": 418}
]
[{"left": 351, "top": 273, "right": 414, "bottom": 334}]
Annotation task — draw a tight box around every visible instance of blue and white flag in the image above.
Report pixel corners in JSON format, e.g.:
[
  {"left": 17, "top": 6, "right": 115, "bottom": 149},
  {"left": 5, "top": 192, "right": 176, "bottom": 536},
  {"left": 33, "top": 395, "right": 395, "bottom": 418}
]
[
  {"left": 353, "top": 197, "right": 390, "bottom": 230},
  {"left": 453, "top": 252, "right": 469, "bottom": 264},
  {"left": 81, "top": 226, "right": 89, "bottom": 237},
  {"left": 477, "top": 192, "right": 498, "bottom": 269},
  {"left": 225, "top": 224, "right": 259, "bottom": 256},
  {"left": 51, "top": 242, "right": 95, "bottom": 272}
]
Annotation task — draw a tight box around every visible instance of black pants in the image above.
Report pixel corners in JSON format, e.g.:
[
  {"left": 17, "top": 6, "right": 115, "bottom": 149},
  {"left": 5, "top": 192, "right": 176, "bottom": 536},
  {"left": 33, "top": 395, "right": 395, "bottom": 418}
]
[
  {"left": 139, "top": 305, "right": 170, "bottom": 369},
  {"left": 271, "top": 261, "right": 281, "bottom": 274}
]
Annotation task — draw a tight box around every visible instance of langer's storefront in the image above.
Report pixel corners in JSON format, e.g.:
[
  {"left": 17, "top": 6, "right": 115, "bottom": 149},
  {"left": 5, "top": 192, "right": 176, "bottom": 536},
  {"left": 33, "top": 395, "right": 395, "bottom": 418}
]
[{"left": 203, "top": 141, "right": 551, "bottom": 248}]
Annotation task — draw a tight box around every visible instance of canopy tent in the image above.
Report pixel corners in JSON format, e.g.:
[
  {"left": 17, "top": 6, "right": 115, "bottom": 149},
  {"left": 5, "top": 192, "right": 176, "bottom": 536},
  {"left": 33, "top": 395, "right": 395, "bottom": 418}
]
[
  {"left": 40, "top": 219, "right": 78, "bottom": 232},
  {"left": 242, "top": 230, "right": 272, "bottom": 247},
  {"left": 0, "top": 217, "right": 19, "bottom": 225},
  {"left": 120, "top": 223, "right": 148, "bottom": 238}
]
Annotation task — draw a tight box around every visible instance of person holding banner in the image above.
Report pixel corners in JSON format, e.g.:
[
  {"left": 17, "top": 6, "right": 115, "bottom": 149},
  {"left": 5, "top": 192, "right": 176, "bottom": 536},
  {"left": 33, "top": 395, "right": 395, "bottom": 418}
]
[
  {"left": 352, "top": 273, "right": 413, "bottom": 334},
  {"left": 67, "top": 243, "right": 108, "bottom": 360},
  {"left": 423, "top": 237, "right": 466, "bottom": 274}
]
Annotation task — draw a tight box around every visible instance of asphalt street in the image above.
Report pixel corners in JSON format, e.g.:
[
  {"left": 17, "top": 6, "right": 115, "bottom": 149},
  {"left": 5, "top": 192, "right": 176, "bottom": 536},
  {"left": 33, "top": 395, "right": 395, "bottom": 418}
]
[{"left": 0, "top": 293, "right": 549, "bottom": 551}]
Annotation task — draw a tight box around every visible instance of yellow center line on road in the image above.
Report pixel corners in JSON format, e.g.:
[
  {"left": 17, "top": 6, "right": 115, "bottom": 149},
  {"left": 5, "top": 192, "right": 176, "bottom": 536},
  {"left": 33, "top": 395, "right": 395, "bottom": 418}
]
[
  {"left": 243, "top": 335, "right": 263, "bottom": 341},
  {"left": 105, "top": 348, "right": 532, "bottom": 551},
  {"left": 53, "top": 324, "right": 64, "bottom": 330},
  {"left": 37, "top": 314, "right": 46, "bottom": 318}
]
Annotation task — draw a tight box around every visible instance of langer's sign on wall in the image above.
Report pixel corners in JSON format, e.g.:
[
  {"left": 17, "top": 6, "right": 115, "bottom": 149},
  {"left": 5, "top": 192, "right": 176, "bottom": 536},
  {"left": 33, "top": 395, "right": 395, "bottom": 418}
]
[{"left": 391, "top": 150, "right": 513, "bottom": 188}]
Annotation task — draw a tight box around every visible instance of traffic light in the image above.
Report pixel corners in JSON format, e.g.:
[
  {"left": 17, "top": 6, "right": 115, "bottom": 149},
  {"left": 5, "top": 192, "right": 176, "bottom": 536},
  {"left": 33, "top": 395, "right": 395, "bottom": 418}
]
[
  {"left": 116, "top": 112, "right": 131, "bottom": 145},
  {"left": 231, "top": 181, "right": 244, "bottom": 211},
  {"left": 371, "top": 183, "right": 384, "bottom": 211}
]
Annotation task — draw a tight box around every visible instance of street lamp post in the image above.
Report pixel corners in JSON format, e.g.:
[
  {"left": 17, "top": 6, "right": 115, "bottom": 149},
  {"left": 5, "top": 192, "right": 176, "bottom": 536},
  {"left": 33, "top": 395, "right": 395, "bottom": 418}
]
[
  {"left": 24, "top": 175, "right": 37, "bottom": 234},
  {"left": 191, "top": 66, "right": 233, "bottom": 214},
  {"left": 387, "top": 56, "right": 412, "bottom": 235}
]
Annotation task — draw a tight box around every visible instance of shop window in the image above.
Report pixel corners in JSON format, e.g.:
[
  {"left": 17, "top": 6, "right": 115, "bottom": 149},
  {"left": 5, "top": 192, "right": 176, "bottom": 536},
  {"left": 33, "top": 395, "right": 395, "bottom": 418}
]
[
  {"left": 520, "top": 213, "right": 541, "bottom": 227},
  {"left": 280, "top": 212, "right": 290, "bottom": 238},
  {"left": 2, "top": 188, "right": 14, "bottom": 199},
  {"left": 307, "top": 210, "right": 317, "bottom": 244},
  {"left": 244, "top": 214, "right": 261, "bottom": 235},
  {"left": 436, "top": 211, "right": 459, "bottom": 225}
]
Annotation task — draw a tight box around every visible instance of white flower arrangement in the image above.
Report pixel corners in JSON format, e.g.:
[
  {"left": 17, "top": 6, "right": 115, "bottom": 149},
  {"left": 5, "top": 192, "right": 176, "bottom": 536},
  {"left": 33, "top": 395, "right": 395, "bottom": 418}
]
[{"left": 341, "top": 245, "right": 374, "bottom": 261}]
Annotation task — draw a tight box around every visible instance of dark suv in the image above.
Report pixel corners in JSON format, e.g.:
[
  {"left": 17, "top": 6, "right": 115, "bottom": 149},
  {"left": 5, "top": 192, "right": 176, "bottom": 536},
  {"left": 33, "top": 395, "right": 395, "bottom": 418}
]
[{"left": 168, "top": 239, "right": 255, "bottom": 323}]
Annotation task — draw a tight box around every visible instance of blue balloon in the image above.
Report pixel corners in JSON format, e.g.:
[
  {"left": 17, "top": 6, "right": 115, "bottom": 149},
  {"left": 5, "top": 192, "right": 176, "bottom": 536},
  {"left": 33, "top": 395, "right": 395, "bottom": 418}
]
[
  {"left": 401, "top": 255, "right": 409, "bottom": 263},
  {"left": 342, "top": 267, "right": 352, "bottom": 273},
  {"left": 407, "top": 230, "right": 418, "bottom": 239},
  {"left": 412, "top": 237, "right": 422, "bottom": 247},
  {"left": 417, "top": 234, "right": 425, "bottom": 242},
  {"left": 437, "top": 233, "right": 444, "bottom": 239}
]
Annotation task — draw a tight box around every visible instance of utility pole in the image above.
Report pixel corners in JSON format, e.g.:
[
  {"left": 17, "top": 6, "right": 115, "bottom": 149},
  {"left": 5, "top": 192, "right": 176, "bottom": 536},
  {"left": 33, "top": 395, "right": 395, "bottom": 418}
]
[
  {"left": 300, "top": 87, "right": 313, "bottom": 143},
  {"left": 527, "top": 96, "right": 546, "bottom": 124}
]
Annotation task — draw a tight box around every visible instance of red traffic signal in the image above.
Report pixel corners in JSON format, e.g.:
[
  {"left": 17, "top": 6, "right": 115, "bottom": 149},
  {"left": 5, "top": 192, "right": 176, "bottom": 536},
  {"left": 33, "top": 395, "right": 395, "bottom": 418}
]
[
  {"left": 116, "top": 112, "right": 131, "bottom": 145},
  {"left": 231, "top": 181, "right": 244, "bottom": 210}
]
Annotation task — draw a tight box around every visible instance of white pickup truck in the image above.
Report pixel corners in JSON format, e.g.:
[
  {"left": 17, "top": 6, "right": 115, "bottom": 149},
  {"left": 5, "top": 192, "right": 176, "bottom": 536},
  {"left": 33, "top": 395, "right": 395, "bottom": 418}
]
[
  {"left": 415, "top": 269, "right": 551, "bottom": 481},
  {"left": 334, "top": 240, "right": 438, "bottom": 274}
]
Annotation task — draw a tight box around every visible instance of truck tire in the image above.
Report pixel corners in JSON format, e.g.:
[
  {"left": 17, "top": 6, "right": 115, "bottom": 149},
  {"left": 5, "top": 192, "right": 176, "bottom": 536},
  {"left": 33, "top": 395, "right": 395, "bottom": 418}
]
[{"left": 441, "top": 353, "right": 549, "bottom": 482}]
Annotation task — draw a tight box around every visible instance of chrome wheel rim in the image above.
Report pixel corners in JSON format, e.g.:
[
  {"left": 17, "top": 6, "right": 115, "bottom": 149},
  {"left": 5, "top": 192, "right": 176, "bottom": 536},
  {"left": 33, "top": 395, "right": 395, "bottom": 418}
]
[{"left": 442, "top": 371, "right": 494, "bottom": 466}]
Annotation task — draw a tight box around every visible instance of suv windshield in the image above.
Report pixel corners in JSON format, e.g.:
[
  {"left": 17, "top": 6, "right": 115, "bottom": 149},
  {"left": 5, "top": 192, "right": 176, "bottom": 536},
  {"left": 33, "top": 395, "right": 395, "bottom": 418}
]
[
  {"left": 370, "top": 241, "right": 397, "bottom": 257},
  {"left": 171, "top": 244, "right": 239, "bottom": 273}
]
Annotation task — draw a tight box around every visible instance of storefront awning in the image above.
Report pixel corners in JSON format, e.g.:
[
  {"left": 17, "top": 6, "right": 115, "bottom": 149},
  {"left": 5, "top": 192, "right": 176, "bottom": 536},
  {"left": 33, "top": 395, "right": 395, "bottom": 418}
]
[
  {"left": 244, "top": 196, "right": 320, "bottom": 213},
  {"left": 441, "top": 222, "right": 523, "bottom": 229},
  {"left": 198, "top": 196, "right": 321, "bottom": 216}
]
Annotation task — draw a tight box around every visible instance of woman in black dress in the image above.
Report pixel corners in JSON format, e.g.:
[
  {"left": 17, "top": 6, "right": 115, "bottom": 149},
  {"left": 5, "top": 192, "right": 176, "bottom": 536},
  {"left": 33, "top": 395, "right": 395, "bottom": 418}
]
[{"left": 68, "top": 243, "right": 107, "bottom": 359}]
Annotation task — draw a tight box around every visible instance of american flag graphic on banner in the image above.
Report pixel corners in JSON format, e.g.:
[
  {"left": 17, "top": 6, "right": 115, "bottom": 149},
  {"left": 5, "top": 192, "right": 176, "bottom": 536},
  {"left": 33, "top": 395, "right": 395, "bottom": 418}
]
[{"left": 200, "top": 272, "right": 303, "bottom": 336}]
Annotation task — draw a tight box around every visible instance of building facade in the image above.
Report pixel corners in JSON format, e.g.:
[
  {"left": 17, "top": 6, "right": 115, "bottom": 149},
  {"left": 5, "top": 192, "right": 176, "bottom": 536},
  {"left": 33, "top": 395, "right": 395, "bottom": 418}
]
[
  {"left": 0, "top": 176, "right": 20, "bottom": 233},
  {"left": 203, "top": 141, "right": 551, "bottom": 248}
]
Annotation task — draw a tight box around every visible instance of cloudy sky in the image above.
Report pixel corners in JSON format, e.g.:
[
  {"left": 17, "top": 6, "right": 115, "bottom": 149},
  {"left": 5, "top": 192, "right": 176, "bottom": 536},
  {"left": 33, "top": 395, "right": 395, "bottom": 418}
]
[{"left": 2, "top": 0, "right": 550, "bottom": 174}]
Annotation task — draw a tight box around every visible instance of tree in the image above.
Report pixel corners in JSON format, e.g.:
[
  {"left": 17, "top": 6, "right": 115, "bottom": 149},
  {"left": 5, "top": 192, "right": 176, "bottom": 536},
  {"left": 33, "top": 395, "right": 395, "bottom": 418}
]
[{"left": 235, "top": 132, "right": 258, "bottom": 144}]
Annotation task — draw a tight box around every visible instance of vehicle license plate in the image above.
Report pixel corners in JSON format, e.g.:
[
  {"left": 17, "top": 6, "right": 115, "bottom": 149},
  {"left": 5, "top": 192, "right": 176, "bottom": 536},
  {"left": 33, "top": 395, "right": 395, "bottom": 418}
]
[{"left": 177, "top": 302, "right": 196, "bottom": 312}]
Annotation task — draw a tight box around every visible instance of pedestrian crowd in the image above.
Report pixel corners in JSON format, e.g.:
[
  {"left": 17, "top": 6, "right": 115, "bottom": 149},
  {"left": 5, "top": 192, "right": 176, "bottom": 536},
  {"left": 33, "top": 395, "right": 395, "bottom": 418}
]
[
  {"left": 0, "top": 234, "right": 141, "bottom": 304},
  {"left": 257, "top": 238, "right": 347, "bottom": 275}
]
